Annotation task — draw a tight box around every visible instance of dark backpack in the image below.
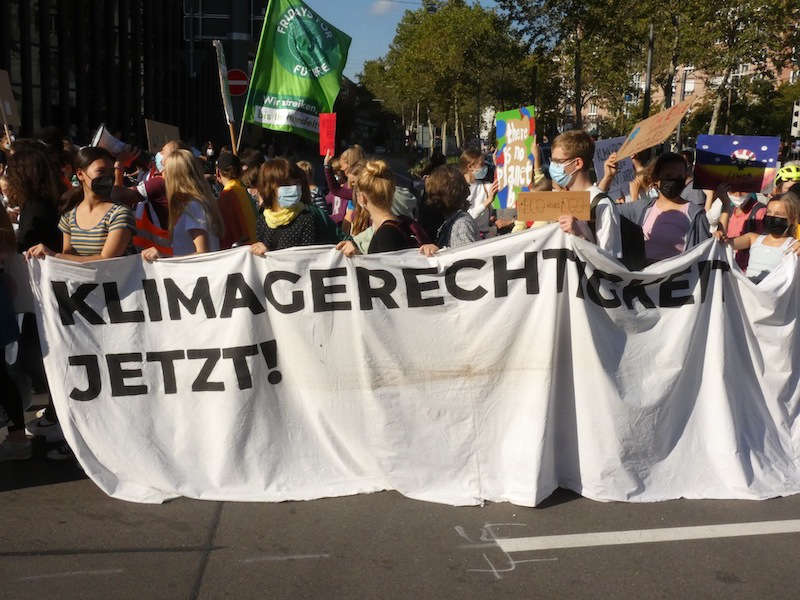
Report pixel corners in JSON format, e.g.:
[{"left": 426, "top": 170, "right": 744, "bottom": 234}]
[
  {"left": 382, "top": 216, "right": 433, "bottom": 248},
  {"left": 590, "top": 193, "right": 646, "bottom": 271},
  {"left": 307, "top": 204, "right": 347, "bottom": 244}
]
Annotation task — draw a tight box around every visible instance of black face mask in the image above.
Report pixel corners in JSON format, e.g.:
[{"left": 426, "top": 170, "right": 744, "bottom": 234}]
[
  {"left": 763, "top": 215, "right": 789, "bottom": 235},
  {"left": 657, "top": 178, "right": 685, "bottom": 200},
  {"left": 90, "top": 174, "right": 114, "bottom": 198}
]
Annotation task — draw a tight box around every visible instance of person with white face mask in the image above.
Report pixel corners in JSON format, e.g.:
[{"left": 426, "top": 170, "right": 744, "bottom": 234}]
[
  {"left": 722, "top": 189, "right": 766, "bottom": 271},
  {"left": 460, "top": 149, "right": 498, "bottom": 238},
  {"left": 250, "top": 158, "right": 318, "bottom": 256}
]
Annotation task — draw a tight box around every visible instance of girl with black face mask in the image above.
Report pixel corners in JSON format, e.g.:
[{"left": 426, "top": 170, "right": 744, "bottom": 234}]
[
  {"left": 615, "top": 152, "right": 712, "bottom": 266},
  {"left": 26, "top": 147, "right": 136, "bottom": 262},
  {"left": 720, "top": 190, "right": 800, "bottom": 284}
]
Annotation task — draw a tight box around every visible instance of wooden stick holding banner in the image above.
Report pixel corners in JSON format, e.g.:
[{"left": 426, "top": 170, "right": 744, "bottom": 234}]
[
  {"left": 213, "top": 40, "right": 238, "bottom": 155},
  {"left": 144, "top": 119, "right": 180, "bottom": 154}
]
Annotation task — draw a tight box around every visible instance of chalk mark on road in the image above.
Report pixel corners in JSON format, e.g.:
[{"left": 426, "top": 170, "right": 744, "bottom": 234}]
[{"left": 456, "top": 523, "right": 558, "bottom": 581}]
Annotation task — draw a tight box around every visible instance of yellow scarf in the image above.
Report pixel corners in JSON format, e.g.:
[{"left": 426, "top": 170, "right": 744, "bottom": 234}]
[{"left": 263, "top": 204, "right": 303, "bottom": 228}]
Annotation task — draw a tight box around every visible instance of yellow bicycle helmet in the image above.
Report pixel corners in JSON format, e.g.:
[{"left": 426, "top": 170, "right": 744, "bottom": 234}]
[{"left": 777, "top": 163, "right": 800, "bottom": 184}]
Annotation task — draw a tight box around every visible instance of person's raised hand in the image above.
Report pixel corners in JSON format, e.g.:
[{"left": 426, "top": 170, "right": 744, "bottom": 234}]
[
  {"left": 323, "top": 150, "right": 333, "bottom": 167},
  {"left": 116, "top": 147, "right": 141, "bottom": 169}
]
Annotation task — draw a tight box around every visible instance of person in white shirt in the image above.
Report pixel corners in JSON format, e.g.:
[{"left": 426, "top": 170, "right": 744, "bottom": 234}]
[
  {"left": 554, "top": 130, "right": 620, "bottom": 255},
  {"left": 460, "top": 149, "right": 498, "bottom": 238}
]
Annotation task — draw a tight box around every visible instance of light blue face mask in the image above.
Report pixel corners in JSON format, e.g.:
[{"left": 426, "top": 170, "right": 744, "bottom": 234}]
[
  {"left": 473, "top": 165, "right": 488, "bottom": 180},
  {"left": 549, "top": 159, "right": 577, "bottom": 188},
  {"left": 277, "top": 184, "right": 302, "bottom": 208},
  {"left": 155, "top": 152, "right": 165, "bottom": 173}
]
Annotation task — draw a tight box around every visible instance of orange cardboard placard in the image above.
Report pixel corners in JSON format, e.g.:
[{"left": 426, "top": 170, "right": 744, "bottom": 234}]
[
  {"left": 516, "top": 191, "right": 590, "bottom": 222},
  {"left": 616, "top": 96, "right": 696, "bottom": 159}
]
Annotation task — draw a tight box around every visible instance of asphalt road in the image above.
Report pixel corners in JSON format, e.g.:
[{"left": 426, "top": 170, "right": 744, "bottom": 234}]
[{"left": 2, "top": 446, "right": 800, "bottom": 600}]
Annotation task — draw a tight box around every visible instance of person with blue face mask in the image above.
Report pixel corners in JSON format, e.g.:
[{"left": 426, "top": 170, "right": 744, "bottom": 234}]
[
  {"left": 549, "top": 130, "right": 622, "bottom": 257},
  {"left": 460, "top": 149, "right": 498, "bottom": 238},
  {"left": 250, "top": 158, "right": 319, "bottom": 256}
]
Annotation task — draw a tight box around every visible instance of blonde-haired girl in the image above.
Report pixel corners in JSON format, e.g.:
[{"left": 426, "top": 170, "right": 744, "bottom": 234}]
[
  {"left": 142, "top": 149, "right": 223, "bottom": 260},
  {"left": 336, "top": 159, "right": 417, "bottom": 255},
  {"left": 721, "top": 189, "right": 800, "bottom": 283}
]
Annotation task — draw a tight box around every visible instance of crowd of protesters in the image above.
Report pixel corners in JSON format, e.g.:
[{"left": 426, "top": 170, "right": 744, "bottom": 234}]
[{"left": 2, "top": 124, "right": 800, "bottom": 462}]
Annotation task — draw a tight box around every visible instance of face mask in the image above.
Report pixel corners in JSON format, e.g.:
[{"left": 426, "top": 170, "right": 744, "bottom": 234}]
[
  {"left": 657, "top": 178, "right": 685, "bottom": 200},
  {"left": 155, "top": 152, "right": 165, "bottom": 173},
  {"left": 763, "top": 215, "right": 789, "bottom": 235},
  {"left": 729, "top": 195, "right": 745, "bottom": 208},
  {"left": 549, "top": 159, "right": 577, "bottom": 188},
  {"left": 277, "top": 184, "right": 302, "bottom": 208},
  {"left": 206, "top": 148, "right": 214, "bottom": 157},
  {"left": 90, "top": 174, "right": 114, "bottom": 197},
  {"left": 473, "top": 166, "right": 488, "bottom": 180}
]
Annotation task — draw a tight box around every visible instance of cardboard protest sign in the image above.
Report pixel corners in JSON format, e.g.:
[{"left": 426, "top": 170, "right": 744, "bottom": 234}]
[
  {"left": 0, "top": 69, "right": 21, "bottom": 128},
  {"left": 494, "top": 106, "right": 535, "bottom": 209},
  {"left": 319, "top": 113, "right": 336, "bottom": 156},
  {"left": 516, "top": 191, "right": 590, "bottom": 222},
  {"left": 693, "top": 135, "right": 780, "bottom": 193},
  {"left": 594, "top": 136, "right": 635, "bottom": 201},
  {"left": 145, "top": 119, "right": 181, "bottom": 154},
  {"left": 617, "top": 97, "right": 695, "bottom": 159}
]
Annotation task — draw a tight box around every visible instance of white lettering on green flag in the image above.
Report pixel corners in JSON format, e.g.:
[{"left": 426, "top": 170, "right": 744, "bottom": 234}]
[{"left": 243, "top": 0, "right": 351, "bottom": 140}]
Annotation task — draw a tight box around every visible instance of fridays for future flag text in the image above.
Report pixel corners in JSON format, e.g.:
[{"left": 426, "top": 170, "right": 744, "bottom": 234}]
[{"left": 243, "top": 0, "right": 351, "bottom": 140}]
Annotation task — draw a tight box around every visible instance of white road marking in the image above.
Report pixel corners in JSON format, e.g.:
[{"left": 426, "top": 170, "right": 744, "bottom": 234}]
[
  {"left": 495, "top": 519, "right": 800, "bottom": 553},
  {"left": 240, "top": 553, "right": 330, "bottom": 563},
  {"left": 17, "top": 569, "right": 125, "bottom": 582}
]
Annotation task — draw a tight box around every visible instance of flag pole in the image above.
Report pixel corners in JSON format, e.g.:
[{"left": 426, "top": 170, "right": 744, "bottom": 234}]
[{"left": 213, "top": 40, "right": 238, "bottom": 155}]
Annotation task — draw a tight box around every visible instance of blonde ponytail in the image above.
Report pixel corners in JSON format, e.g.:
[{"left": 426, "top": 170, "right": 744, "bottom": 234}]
[{"left": 356, "top": 159, "right": 395, "bottom": 211}]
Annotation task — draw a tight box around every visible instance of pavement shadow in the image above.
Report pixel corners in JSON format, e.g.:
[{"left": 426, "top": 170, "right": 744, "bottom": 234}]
[
  {"left": 0, "top": 438, "right": 87, "bottom": 493},
  {"left": 534, "top": 487, "right": 582, "bottom": 509}
]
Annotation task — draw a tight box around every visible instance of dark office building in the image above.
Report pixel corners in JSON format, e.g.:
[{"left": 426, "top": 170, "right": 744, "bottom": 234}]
[{"left": 0, "top": 0, "right": 266, "bottom": 147}]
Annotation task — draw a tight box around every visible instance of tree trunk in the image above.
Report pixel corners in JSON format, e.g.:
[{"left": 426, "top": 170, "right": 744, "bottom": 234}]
[
  {"left": 460, "top": 120, "right": 465, "bottom": 150},
  {"left": 442, "top": 119, "right": 448, "bottom": 156},
  {"left": 427, "top": 108, "right": 434, "bottom": 157},
  {"left": 454, "top": 96, "right": 461, "bottom": 149},
  {"left": 708, "top": 68, "right": 732, "bottom": 135},
  {"left": 661, "top": 17, "right": 681, "bottom": 109},
  {"left": 574, "top": 31, "right": 583, "bottom": 129}
]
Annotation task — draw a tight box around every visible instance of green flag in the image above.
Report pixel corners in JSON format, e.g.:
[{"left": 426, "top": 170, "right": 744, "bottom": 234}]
[{"left": 243, "top": 0, "right": 351, "bottom": 140}]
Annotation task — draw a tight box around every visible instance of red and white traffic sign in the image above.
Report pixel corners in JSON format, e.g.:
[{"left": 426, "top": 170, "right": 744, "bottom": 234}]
[{"left": 227, "top": 69, "right": 249, "bottom": 96}]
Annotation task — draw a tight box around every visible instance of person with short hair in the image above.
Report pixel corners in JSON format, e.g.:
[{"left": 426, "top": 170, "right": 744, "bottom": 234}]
[
  {"left": 422, "top": 164, "right": 479, "bottom": 252},
  {"left": 216, "top": 151, "right": 256, "bottom": 249},
  {"left": 460, "top": 149, "right": 497, "bottom": 237}
]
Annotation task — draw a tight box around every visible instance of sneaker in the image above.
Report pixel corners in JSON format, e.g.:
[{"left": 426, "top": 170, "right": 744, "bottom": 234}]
[
  {"left": 0, "top": 437, "right": 33, "bottom": 462},
  {"left": 46, "top": 441, "right": 74, "bottom": 462},
  {"left": 25, "top": 415, "right": 63, "bottom": 443}
]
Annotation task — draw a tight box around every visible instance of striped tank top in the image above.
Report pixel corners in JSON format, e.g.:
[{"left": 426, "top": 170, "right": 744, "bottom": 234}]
[{"left": 59, "top": 203, "right": 136, "bottom": 256}]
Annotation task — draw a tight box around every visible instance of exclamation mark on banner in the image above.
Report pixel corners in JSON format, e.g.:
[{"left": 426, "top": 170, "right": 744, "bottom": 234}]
[{"left": 260, "top": 340, "right": 282, "bottom": 385}]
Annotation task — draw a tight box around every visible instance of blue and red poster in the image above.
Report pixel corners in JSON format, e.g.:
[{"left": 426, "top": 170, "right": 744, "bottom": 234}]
[{"left": 694, "top": 135, "right": 779, "bottom": 193}]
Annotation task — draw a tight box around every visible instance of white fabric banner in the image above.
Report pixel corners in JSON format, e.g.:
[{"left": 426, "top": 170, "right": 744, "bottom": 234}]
[{"left": 26, "top": 226, "right": 800, "bottom": 505}]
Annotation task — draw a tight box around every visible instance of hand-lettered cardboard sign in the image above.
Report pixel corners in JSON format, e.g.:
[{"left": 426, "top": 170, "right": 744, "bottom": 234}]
[
  {"left": 593, "top": 136, "right": 635, "bottom": 201},
  {"left": 0, "top": 69, "right": 21, "bottom": 127},
  {"left": 693, "top": 135, "right": 780, "bottom": 193},
  {"left": 516, "top": 191, "right": 590, "bottom": 222},
  {"left": 319, "top": 113, "right": 336, "bottom": 156},
  {"left": 494, "top": 106, "right": 535, "bottom": 209},
  {"left": 145, "top": 119, "right": 181, "bottom": 154},
  {"left": 617, "top": 97, "right": 695, "bottom": 159}
]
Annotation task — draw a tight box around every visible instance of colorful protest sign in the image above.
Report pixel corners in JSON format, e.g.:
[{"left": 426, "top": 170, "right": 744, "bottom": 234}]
[
  {"left": 494, "top": 106, "right": 535, "bottom": 209},
  {"left": 319, "top": 113, "right": 336, "bottom": 156},
  {"left": 0, "top": 69, "right": 20, "bottom": 128},
  {"left": 617, "top": 97, "right": 695, "bottom": 159},
  {"left": 243, "top": 0, "right": 351, "bottom": 140},
  {"left": 145, "top": 119, "right": 180, "bottom": 154},
  {"left": 516, "top": 191, "right": 590, "bottom": 222},
  {"left": 594, "top": 136, "right": 635, "bottom": 201},
  {"left": 693, "top": 135, "right": 780, "bottom": 193},
  {"left": 25, "top": 230, "right": 800, "bottom": 505}
]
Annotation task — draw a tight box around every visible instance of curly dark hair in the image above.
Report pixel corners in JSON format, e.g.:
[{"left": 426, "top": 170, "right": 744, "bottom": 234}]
[
  {"left": 5, "top": 146, "right": 62, "bottom": 211},
  {"left": 425, "top": 165, "right": 470, "bottom": 215}
]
